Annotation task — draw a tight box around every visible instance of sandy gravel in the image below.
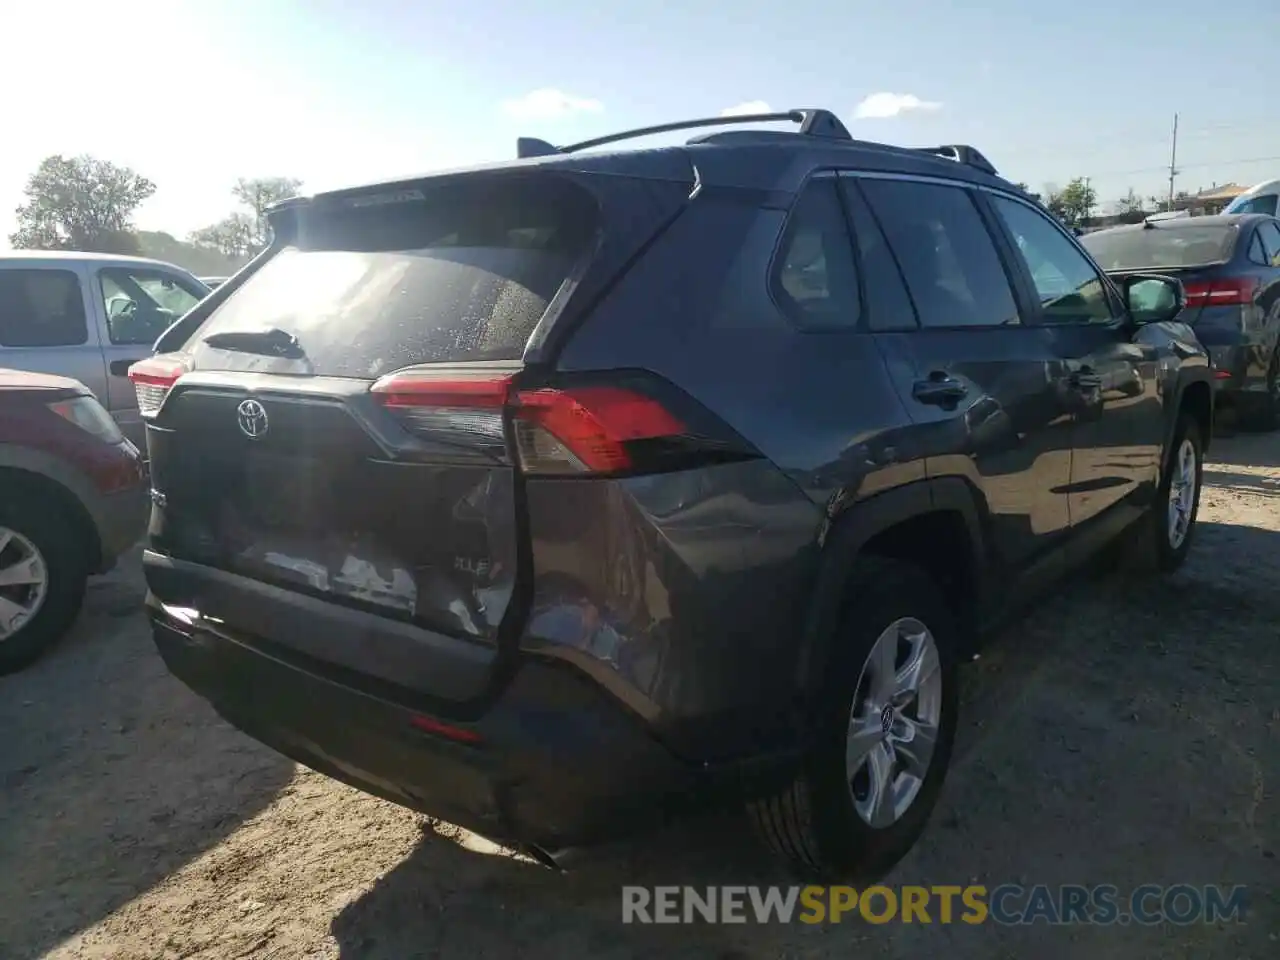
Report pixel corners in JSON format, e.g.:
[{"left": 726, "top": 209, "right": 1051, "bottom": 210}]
[{"left": 2, "top": 434, "right": 1277, "bottom": 960}]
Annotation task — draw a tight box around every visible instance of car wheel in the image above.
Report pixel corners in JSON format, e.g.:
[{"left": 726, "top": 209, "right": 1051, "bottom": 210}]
[
  {"left": 748, "top": 557, "right": 958, "bottom": 881},
  {"left": 1122, "top": 414, "right": 1204, "bottom": 576},
  {"left": 0, "top": 492, "right": 90, "bottom": 675}
]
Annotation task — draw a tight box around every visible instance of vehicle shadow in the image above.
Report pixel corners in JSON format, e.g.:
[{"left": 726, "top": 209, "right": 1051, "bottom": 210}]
[
  {"left": 331, "top": 509, "right": 1279, "bottom": 959},
  {"left": 0, "top": 549, "right": 295, "bottom": 960},
  {"left": 1206, "top": 429, "right": 1280, "bottom": 469}
]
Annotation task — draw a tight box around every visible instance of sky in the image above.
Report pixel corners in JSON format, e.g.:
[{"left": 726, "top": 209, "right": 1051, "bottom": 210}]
[{"left": 5, "top": 0, "right": 1279, "bottom": 246}]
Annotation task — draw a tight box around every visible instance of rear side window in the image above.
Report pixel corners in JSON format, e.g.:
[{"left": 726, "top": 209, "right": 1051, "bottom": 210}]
[
  {"left": 1079, "top": 224, "right": 1235, "bottom": 270},
  {"left": 839, "top": 181, "right": 918, "bottom": 331},
  {"left": 1227, "top": 194, "right": 1278, "bottom": 216},
  {"left": 190, "top": 178, "right": 597, "bottom": 377},
  {"left": 771, "top": 179, "right": 861, "bottom": 328},
  {"left": 0, "top": 269, "right": 89, "bottom": 348},
  {"left": 1258, "top": 222, "right": 1280, "bottom": 267},
  {"left": 1248, "top": 232, "right": 1269, "bottom": 266},
  {"left": 858, "top": 179, "right": 1019, "bottom": 329}
]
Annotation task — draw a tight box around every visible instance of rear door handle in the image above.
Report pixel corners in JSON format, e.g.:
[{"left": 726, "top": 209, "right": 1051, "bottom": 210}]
[{"left": 912, "top": 372, "right": 968, "bottom": 406}]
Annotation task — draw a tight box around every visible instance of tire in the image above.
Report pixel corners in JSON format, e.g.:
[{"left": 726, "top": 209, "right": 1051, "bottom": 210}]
[
  {"left": 748, "top": 556, "right": 959, "bottom": 882},
  {"left": 0, "top": 490, "right": 90, "bottom": 675},
  {"left": 1123, "top": 414, "right": 1204, "bottom": 576}
]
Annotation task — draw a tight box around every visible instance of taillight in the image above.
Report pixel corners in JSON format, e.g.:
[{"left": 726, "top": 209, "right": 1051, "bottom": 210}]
[
  {"left": 369, "top": 368, "right": 727, "bottom": 476},
  {"left": 1182, "top": 277, "right": 1259, "bottom": 308},
  {"left": 513, "top": 385, "right": 688, "bottom": 473},
  {"left": 127, "top": 355, "right": 190, "bottom": 416}
]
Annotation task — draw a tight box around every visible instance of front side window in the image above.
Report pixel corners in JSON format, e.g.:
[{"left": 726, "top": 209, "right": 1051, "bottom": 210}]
[
  {"left": 771, "top": 179, "right": 861, "bottom": 328},
  {"left": 990, "top": 195, "right": 1115, "bottom": 325},
  {"left": 858, "top": 179, "right": 1019, "bottom": 329},
  {"left": 0, "top": 269, "right": 89, "bottom": 348},
  {"left": 98, "top": 268, "right": 207, "bottom": 345}
]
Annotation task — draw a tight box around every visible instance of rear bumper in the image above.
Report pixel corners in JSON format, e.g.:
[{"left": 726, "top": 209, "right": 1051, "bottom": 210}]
[
  {"left": 147, "top": 599, "right": 710, "bottom": 851},
  {"left": 1204, "top": 343, "right": 1270, "bottom": 401}
]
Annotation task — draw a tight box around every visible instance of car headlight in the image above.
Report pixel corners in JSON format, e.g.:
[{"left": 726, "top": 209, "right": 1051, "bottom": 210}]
[{"left": 48, "top": 395, "right": 125, "bottom": 445}]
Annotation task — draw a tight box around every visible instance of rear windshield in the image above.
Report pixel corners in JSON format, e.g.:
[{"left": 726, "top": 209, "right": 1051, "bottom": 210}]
[
  {"left": 1225, "top": 194, "right": 1277, "bottom": 216},
  {"left": 189, "top": 178, "right": 596, "bottom": 377},
  {"left": 1080, "top": 224, "right": 1236, "bottom": 271}
]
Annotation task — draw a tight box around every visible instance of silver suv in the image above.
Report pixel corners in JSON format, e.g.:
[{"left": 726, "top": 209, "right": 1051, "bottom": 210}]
[{"left": 0, "top": 251, "right": 210, "bottom": 448}]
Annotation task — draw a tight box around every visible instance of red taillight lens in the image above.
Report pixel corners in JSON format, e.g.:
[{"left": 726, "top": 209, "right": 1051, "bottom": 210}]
[
  {"left": 369, "top": 369, "right": 690, "bottom": 475},
  {"left": 1182, "top": 277, "right": 1259, "bottom": 308},
  {"left": 513, "top": 386, "right": 686, "bottom": 473},
  {"left": 127, "top": 356, "right": 190, "bottom": 416}
]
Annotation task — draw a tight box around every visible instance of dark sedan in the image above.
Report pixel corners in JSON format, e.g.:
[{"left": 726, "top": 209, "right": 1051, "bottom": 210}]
[{"left": 1081, "top": 214, "right": 1280, "bottom": 428}]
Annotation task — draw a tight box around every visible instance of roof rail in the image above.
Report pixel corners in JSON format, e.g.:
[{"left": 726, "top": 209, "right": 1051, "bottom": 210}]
[
  {"left": 516, "top": 108, "right": 853, "bottom": 159},
  {"left": 914, "top": 145, "right": 998, "bottom": 176}
]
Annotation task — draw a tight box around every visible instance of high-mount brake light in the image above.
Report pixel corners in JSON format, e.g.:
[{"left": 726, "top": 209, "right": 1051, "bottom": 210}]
[
  {"left": 127, "top": 356, "right": 190, "bottom": 416},
  {"left": 369, "top": 370, "right": 691, "bottom": 475},
  {"left": 1183, "top": 277, "right": 1260, "bottom": 308}
]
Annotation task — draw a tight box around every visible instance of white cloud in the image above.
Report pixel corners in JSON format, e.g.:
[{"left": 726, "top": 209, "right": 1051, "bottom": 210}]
[
  {"left": 720, "top": 100, "right": 772, "bottom": 117},
  {"left": 500, "top": 88, "right": 604, "bottom": 122},
  {"left": 853, "top": 92, "right": 942, "bottom": 120}
]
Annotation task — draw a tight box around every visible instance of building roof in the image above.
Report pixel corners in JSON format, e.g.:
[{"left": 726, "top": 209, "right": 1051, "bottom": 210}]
[{"left": 1190, "top": 183, "right": 1247, "bottom": 201}]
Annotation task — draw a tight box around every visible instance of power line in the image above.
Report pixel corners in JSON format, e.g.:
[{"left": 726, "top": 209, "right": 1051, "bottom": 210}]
[
  {"left": 995, "top": 120, "right": 1265, "bottom": 162},
  {"left": 1081, "top": 154, "right": 1280, "bottom": 180}
]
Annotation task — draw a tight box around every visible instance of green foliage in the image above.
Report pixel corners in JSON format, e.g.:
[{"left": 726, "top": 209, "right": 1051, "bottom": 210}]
[
  {"left": 134, "top": 231, "right": 243, "bottom": 277},
  {"left": 1045, "top": 177, "right": 1097, "bottom": 227},
  {"left": 8, "top": 155, "right": 155, "bottom": 252},
  {"left": 191, "top": 177, "right": 303, "bottom": 261}
]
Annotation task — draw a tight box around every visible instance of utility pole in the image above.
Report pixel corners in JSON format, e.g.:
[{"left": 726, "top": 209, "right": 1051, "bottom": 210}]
[{"left": 1167, "top": 113, "right": 1179, "bottom": 211}]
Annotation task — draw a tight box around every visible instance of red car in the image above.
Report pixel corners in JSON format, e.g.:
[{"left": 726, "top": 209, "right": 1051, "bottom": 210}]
[{"left": 0, "top": 369, "right": 148, "bottom": 673}]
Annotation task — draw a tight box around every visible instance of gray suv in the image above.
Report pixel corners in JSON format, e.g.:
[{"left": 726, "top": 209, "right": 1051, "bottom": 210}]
[
  {"left": 0, "top": 252, "right": 210, "bottom": 449},
  {"left": 134, "top": 109, "right": 1212, "bottom": 880}
]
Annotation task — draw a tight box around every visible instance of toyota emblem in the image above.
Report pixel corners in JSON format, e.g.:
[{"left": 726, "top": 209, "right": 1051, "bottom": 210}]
[{"left": 237, "top": 398, "right": 269, "bottom": 438}]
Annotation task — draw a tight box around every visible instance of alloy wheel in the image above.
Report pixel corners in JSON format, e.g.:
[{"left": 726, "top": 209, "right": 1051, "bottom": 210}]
[
  {"left": 1166, "top": 437, "right": 1198, "bottom": 550},
  {"left": 0, "top": 527, "right": 49, "bottom": 641},
  {"left": 845, "top": 617, "right": 943, "bottom": 828}
]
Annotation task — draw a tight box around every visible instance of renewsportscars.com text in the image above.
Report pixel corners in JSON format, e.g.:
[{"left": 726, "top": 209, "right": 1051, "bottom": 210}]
[{"left": 621, "top": 884, "right": 1249, "bottom": 926}]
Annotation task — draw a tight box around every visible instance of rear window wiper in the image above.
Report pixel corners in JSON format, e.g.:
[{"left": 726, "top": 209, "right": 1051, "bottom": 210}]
[{"left": 201, "top": 327, "right": 305, "bottom": 358}]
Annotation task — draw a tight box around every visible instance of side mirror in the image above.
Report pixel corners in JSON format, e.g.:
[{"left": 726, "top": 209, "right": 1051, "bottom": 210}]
[{"left": 1121, "top": 274, "right": 1186, "bottom": 325}]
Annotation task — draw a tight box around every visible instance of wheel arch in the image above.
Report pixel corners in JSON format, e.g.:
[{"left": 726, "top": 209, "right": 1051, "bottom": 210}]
[
  {"left": 795, "top": 478, "right": 988, "bottom": 700},
  {"left": 0, "top": 464, "right": 102, "bottom": 575}
]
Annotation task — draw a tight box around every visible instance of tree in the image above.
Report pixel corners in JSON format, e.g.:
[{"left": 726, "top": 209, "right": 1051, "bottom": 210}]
[
  {"left": 191, "top": 176, "right": 302, "bottom": 262},
  {"left": 1116, "top": 188, "right": 1145, "bottom": 215},
  {"left": 1045, "top": 177, "right": 1097, "bottom": 228},
  {"left": 9, "top": 155, "right": 155, "bottom": 253},
  {"left": 189, "top": 213, "right": 257, "bottom": 262},
  {"left": 1012, "top": 181, "right": 1042, "bottom": 202}
]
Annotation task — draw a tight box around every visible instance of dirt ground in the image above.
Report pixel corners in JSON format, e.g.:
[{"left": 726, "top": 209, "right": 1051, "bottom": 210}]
[{"left": 2, "top": 434, "right": 1277, "bottom": 960}]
